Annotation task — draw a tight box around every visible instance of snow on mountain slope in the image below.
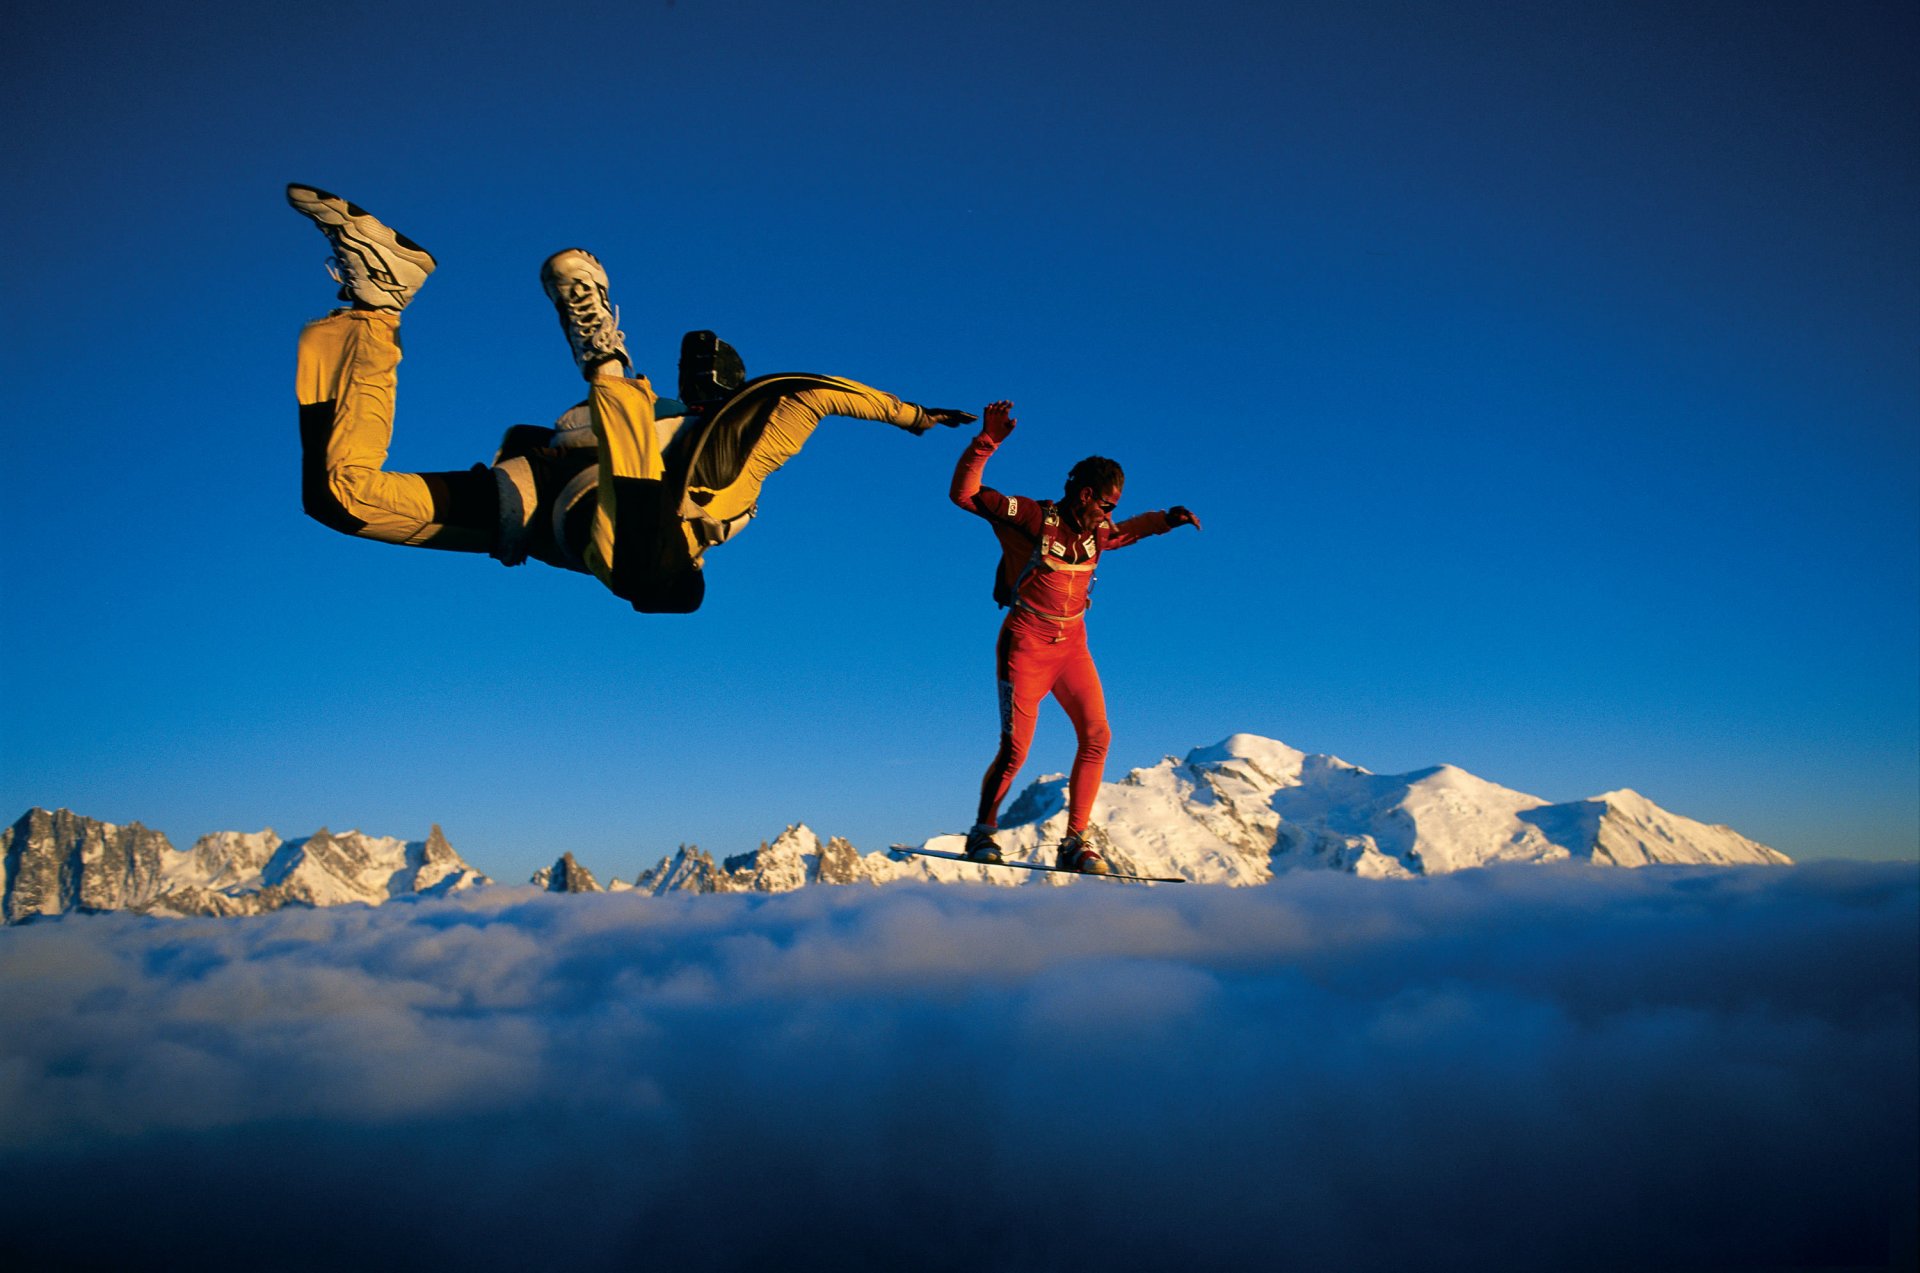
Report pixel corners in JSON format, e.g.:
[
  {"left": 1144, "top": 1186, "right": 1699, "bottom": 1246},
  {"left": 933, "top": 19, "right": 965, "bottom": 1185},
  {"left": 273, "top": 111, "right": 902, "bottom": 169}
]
[
  {"left": 169, "top": 829, "right": 283, "bottom": 892},
  {"left": 180, "top": 825, "right": 489, "bottom": 911},
  {"left": 633, "top": 733, "right": 1791, "bottom": 892},
  {"left": 1522, "top": 788, "right": 1792, "bottom": 867},
  {"left": 7, "top": 733, "right": 1791, "bottom": 920},
  {"left": 1261, "top": 757, "right": 1568, "bottom": 876},
  {"left": 634, "top": 825, "right": 938, "bottom": 894},
  {"left": 4, "top": 811, "right": 491, "bottom": 923}
]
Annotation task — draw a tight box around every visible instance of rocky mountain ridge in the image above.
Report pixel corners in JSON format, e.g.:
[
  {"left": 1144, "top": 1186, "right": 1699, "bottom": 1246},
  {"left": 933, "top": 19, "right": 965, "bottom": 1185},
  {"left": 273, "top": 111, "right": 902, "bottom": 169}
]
[
  {"left": 5, "top": 734, "right": 1790, "bottom": 922},
  {"left": 2, "top": 809, "right": 490, "bottom": 924}
]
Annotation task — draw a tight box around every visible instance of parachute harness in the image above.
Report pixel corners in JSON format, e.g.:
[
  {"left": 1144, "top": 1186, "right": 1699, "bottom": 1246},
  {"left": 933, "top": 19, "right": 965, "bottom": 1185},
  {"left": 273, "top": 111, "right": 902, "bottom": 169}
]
[{"left": 1010, "top": 503, "right": 1099, "bottom": 638}]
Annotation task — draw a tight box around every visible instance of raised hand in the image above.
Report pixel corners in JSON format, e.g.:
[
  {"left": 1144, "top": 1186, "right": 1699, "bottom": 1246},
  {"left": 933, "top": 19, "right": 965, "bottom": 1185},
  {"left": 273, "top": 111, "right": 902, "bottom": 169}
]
[
  {"left": 1168, "top": 505, "right": 1203, "bottom": 531},
  {"left": 983, "top": 399, "right": 1016, "bottom": 442}
]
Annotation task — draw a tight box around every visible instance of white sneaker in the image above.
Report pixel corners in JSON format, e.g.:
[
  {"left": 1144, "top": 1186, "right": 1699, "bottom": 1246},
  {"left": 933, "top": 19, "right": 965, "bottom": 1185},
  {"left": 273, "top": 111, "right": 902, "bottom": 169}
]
[
  {"left": 286, "top": 183, "right": 435, "bottom": 311},
  {"left": 540, "top": 248, "right": 630, "bottom": 379}
]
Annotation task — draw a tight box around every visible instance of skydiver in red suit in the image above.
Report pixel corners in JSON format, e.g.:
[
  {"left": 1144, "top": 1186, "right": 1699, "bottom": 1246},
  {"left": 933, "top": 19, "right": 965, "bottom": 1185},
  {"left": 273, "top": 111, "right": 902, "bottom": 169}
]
[{"left": 949, "top": 401, "right": 1202, "bottom": 874}]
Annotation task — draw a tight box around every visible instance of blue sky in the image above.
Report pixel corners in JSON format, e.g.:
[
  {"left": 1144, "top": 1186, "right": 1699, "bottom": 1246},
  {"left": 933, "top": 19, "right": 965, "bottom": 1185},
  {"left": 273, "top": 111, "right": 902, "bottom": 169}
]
[{"left": 3, "top": 0, "right": 1915, "bottom": 879}]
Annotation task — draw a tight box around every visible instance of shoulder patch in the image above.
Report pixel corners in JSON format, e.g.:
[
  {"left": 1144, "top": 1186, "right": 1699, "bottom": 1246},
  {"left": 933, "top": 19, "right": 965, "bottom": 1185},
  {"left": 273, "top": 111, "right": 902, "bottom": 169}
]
[{"left": 1006, "top": 496, "right": 1019, "bottom": 516}]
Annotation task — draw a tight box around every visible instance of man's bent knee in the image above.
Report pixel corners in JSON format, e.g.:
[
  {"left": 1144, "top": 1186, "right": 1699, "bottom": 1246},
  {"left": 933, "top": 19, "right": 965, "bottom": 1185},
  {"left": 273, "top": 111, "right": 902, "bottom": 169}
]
[
  {"left": 302, "top": 455, "right": 495, "bottom": 551},
  {"left": 299, "top": 401, "right": 370, "bottom": 536}
]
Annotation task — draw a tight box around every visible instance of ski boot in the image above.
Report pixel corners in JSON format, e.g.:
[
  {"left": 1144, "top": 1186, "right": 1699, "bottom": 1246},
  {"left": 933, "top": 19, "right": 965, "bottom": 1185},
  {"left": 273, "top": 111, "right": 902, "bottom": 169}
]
[
  {"left": 1055, "top": 830, "right": 1110, "bottom": 875},
  {"left": 286, "top": 184, "right": 436, "bottom": 311},
  {"left": 962, "top": 825, "right": 1005, "bottom": 865}
]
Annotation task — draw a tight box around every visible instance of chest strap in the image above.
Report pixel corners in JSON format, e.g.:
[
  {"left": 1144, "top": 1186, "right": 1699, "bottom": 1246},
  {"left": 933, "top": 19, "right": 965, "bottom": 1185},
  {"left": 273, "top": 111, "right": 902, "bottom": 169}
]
[
  {"left": 1009, "top": 503, "right": 1100, "bottom": 611},
  {"left": 1012, "top": 599, "right": 1087, "bottom": 624}
]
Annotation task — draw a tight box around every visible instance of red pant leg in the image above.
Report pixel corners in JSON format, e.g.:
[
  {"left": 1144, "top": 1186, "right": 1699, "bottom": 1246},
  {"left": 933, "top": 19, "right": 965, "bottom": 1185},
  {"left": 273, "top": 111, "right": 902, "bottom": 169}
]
[
  {"left": 1049, "top": 640, "right": 1110, "bottom": 834},
  {"left": 975, "top": 613, "right": 1075, "bottom": 827}
]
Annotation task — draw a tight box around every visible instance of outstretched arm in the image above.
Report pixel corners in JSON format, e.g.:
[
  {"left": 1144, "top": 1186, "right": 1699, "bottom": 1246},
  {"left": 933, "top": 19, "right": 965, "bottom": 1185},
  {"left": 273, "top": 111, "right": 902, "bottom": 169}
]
[
  {"left": 1104, "top": 504, "right": 1202, "bottom": 551},
  {"left": 781, "top": 377, "right": 932, "bottom": 431},
  {"left": 950, "top": 400, "right": 1031, "bottom": 525},
  {"left": 768, "top": 377, "right": 976, "bottom": 437}
]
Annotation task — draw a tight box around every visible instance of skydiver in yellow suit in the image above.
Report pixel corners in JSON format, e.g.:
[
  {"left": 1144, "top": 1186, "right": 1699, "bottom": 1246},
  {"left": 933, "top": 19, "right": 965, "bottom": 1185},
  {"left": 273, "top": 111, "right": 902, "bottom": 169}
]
[{"left": 288, "top": 184, "right": 974, "bottom": 612}]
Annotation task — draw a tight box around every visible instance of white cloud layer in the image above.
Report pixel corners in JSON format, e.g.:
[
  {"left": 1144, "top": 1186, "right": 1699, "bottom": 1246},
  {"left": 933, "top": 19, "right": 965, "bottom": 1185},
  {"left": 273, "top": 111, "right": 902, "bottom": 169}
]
[{"left": 1, "top": 865, "right": 1914, "bottom": 1271}]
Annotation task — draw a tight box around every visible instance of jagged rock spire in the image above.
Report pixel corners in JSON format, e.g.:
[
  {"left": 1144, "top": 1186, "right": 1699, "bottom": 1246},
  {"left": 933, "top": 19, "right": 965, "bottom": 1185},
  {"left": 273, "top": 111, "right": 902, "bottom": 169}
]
[
  {"left": 3, "top": 807, "right": 171, "bottom": 923},
  {"left": 4, "top": 809, "right": 488, "bottom": 923},
  {"left": 532, "top": 851, "right": 602, "bottom": 893}
]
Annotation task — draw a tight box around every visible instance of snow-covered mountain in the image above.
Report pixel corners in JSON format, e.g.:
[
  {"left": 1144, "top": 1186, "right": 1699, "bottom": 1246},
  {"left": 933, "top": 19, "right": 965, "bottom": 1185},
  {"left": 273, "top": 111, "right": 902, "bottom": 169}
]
[
  {"left": 628, "top": 734, "right": 1789, "bottom": 893},
  {"left": 4, "top": 733, "right": 1789, "bottom": 921},
  {"left": 633, "top": 826, "right": 919, "bottom": 894},
  {"left": 2, "top": 809, "right": 490, "bottom": 923}
]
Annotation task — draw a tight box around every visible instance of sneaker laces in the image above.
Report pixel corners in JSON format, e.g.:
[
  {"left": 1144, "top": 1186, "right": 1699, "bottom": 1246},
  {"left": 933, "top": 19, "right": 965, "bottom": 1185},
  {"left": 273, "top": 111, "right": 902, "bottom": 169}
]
[
  {"left": 323, "top": 252, "right": 367, "bottom": 305},
  {"left": 558, "top": 277, "right": 626, "bottom": 359}
]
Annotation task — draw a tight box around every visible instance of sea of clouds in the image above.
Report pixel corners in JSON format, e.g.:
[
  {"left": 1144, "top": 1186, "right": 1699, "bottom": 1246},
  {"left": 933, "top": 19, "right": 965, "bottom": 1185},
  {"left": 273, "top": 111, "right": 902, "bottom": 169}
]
[{"left": 2, "top": 864, "right": 1914, "bottom": 1271}]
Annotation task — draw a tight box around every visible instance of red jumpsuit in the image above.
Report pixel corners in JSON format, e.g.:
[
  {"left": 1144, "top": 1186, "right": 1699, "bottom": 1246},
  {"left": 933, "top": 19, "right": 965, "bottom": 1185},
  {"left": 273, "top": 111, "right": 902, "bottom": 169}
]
[{"left": 949, "top": 431, "right": 1174, "bottom": 835}]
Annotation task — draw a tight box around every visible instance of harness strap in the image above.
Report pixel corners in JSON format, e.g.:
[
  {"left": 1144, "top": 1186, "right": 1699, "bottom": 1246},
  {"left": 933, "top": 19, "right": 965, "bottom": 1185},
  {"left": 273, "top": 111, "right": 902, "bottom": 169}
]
[
  {"left": 1009, "top": 504, "right": 1061, "bottom": 603},
  {"left": 1013, "top": 599, "right": 1086, "bottom": 624},
  {"left": 1008, "top": 502, "right": 1100, "bottom": 617}
]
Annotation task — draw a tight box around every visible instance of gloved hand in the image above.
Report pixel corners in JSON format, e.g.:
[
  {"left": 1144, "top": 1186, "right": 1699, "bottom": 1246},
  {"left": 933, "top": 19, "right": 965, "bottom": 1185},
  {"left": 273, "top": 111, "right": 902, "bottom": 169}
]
[
  {"left": 906, "top": 406, "right": 976, "bottom": 435},
  {"left": 1168, "top": 505, "right": 1203, "bottom": 530},
  {"left": 982, "top": 400, "right": 1016, "bottom": 443}
]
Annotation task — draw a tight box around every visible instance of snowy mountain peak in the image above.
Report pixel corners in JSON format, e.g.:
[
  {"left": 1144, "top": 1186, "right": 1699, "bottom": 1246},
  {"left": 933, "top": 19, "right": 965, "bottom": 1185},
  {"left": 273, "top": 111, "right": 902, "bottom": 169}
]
[
  {"left": 4, "top": 810, "right": 491, "bottom": 923},
  {"left": 617, "top": 733, "right": 1791, "bottom": 893},
  {"left": 631, "top": 825, "right": 885, "bottom": 895},
  {"left": 1584, "top": 790, "right": 1791, "bottom": 867},
  {"left": 8, "top": 732, "right": 1793, "bottom": 919},
  {"left": 177, "top": 829, "right": 283, "bottom": 891},
  {"left": 1183, "top": 733, "right": 1309, "bottom": 778}
]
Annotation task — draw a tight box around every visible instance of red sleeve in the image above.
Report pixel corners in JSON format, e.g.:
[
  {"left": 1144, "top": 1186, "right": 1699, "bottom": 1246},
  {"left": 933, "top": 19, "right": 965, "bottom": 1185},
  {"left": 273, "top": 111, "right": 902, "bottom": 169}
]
[
  {"left": 950, "top": 431, "right": 1043, "bottom": 536},
  {"left": 1100, "top": 510, "right": 1174, "bottom": 552}
]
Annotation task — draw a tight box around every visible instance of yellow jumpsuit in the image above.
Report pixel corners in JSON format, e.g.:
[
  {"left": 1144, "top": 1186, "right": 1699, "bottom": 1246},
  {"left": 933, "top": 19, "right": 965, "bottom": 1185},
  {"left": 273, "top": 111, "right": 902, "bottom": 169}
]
[{"left": 294, "top": 308, "right": 929, "bottom": 608}]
